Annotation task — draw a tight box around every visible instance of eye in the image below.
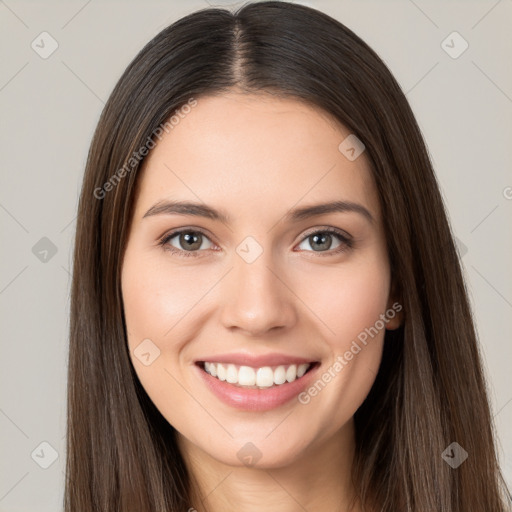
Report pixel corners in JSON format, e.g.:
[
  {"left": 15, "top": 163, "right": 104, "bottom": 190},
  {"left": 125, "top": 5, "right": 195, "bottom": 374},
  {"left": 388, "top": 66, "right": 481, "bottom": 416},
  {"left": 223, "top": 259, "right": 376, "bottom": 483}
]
[
  {"left": 159, "top": 227, "right": 353, "bottom": 258},
  {"left": 159, "top": 229, "right": 215, "bottom": 257},
  {"left": 296, "top": 228, "right": 352, "bottom": 255}
]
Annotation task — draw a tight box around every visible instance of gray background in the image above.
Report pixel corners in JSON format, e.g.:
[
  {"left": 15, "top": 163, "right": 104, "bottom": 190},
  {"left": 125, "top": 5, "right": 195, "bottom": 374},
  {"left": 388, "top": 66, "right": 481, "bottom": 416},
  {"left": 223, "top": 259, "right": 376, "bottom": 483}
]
[{"left": 1, "top": 0, "right": 511, "bottom": 510}]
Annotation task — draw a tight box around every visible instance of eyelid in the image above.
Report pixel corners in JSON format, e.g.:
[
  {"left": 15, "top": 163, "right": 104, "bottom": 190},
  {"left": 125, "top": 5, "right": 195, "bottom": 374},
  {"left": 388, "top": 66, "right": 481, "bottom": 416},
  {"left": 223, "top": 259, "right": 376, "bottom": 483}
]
[
  {"left": 299, "top": 225, "right": 352, "bottom": 242},
  {"left": 158, "top": 227, "right": 217, "bottom": 255},
  {"left": 294, "top": 226, "right": 353, "bottom": 256},
  {"left": 158, "top": 225, "right": 353, "bottom": 257}
]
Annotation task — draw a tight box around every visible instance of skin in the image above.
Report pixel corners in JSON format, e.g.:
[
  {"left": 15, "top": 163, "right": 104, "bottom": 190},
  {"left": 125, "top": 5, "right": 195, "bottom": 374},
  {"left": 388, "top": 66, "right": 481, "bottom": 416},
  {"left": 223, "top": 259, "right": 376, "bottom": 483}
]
[{"left": 121, "top": 91, "right": 402, "bottom": 512}]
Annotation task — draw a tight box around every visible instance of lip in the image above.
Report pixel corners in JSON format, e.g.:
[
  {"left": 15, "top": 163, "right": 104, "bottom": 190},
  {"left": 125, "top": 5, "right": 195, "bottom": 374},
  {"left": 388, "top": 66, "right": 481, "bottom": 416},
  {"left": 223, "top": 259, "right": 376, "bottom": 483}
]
[
  {"left": 195, "top": 359, "right": 320, "bottom": 411},
  {"left": 196, "top": 352, "right": 314, "bottom": 368}
]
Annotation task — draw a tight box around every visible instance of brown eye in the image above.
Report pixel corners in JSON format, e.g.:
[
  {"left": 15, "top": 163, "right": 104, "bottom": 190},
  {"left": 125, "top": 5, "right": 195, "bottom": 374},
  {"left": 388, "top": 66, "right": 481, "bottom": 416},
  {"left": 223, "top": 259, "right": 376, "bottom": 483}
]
[
  {"left": 297, "top": 229, "right": 351, "bottom": 253},
  {"left": 162, "top": 230, "right": 214, "bottom": 254},
  {"left": 308, "top": 232, "right": 335, "bottom": 251}
]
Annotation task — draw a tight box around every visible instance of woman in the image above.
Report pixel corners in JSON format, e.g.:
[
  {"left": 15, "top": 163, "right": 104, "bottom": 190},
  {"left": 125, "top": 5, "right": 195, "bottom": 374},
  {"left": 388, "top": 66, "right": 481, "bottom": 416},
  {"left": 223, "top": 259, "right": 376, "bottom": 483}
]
[{"left": 65, "top": 2, "right": 511, "bottom": 511}]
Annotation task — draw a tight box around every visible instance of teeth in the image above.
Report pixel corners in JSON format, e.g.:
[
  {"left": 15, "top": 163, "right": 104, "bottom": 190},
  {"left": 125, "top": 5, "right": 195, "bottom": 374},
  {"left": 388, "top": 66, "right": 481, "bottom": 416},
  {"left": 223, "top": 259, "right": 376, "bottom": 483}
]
[
  {"left": 226, "top": 364, "right": 238, "bottom": 384},
  {"left": 256, "top": 367, "right": 274, "bottom": 387},
  {"left": 286, "top": 364, "right": 297, "bottom": 382},
  {"left": 203, "top": 362, "right": 312, "bottom": 388},
  {"left": 274, "top": 365, "right": 286, "bottom": 385},
  {"left": 217, "top": 363, "right": 226, "bottom": 381},
  {"left": 297, "top": 363, "right": 309, "bottom": 378},
  {"left": 238, "top": 366, "right": 256, "bottom": 386}
]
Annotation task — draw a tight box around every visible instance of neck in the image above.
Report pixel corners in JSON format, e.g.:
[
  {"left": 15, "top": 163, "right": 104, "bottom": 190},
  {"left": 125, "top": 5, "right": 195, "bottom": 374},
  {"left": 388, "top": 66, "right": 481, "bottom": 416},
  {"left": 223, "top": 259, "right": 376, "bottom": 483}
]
[{"left": 178, "top": 419, "right": 362, "bottom": 512}]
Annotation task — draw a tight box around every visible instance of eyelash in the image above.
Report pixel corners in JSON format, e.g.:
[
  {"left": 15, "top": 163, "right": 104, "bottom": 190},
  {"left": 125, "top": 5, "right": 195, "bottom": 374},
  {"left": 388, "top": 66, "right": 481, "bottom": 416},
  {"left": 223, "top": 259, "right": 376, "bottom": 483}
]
[{"left": 158, "top": 227, "right": 353, "bottom": 258}]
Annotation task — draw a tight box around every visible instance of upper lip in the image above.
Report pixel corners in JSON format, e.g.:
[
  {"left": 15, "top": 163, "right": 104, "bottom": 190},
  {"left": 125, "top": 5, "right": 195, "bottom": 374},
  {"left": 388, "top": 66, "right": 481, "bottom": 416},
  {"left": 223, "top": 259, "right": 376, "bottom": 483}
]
[{"left": 196, "top": 352, "right": 317, "bottom": 367}]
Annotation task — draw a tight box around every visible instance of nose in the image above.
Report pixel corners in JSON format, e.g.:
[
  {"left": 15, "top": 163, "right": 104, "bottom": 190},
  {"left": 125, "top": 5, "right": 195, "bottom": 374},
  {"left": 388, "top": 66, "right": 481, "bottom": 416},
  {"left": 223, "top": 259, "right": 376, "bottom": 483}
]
[{"left": 219, "top": 248, "right": 298, "bottom": 337}]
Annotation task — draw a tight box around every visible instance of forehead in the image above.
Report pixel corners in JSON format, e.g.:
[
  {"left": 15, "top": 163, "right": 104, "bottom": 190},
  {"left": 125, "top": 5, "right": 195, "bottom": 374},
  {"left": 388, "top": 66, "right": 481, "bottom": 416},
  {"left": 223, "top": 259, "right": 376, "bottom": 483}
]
[{"left": 134, "top": 93, "right": 379, "bottom": 222}]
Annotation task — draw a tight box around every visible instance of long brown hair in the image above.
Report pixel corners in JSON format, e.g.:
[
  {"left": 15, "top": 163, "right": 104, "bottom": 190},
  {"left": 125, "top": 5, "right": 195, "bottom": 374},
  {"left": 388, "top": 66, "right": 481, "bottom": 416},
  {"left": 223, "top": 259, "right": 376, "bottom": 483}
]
[{"left": 65, "top": 2, "right": 510, "bottom": 510}]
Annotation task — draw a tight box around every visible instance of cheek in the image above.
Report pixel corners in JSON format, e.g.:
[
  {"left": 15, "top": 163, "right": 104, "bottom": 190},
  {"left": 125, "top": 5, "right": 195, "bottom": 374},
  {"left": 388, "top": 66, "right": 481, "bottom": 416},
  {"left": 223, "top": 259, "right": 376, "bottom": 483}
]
[
  {"left": 121, "top": 247, "right": 226, "bottom": 411},
  {"left": 299, "top": 253, "right": 391, "bottom": 350},
  {"left": 121, "top": 251, "right": 204, "bottom": 428},
  {"left": 121, "top": 247, "right": 180, "bottom": 387},
  {"left": 121, "top": 249, "right": 213, "bottom": 349},
  {"left": 292, "top": 253, "right": 390, "bottom": 422}
]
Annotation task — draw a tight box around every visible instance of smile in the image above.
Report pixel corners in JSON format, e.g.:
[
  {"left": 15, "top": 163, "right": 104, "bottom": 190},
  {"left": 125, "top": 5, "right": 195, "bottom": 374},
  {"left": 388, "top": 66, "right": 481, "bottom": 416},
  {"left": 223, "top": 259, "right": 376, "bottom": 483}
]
[
  {"left": 202, "top": 362, "right": 311, "bottom": 388},
  {"left": 195, "top": 358, "right": 320, "bottom": 411}
]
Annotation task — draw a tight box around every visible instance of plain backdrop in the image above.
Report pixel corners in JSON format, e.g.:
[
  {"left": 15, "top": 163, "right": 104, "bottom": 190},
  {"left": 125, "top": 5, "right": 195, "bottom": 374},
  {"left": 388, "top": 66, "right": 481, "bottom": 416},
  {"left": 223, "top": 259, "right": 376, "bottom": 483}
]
[{"left": 0, "top": 0, "right": 511, "bottom": 510}]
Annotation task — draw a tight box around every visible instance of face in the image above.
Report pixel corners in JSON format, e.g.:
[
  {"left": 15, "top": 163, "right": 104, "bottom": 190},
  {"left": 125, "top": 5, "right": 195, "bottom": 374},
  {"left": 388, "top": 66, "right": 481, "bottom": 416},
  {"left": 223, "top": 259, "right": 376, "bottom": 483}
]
[{"left": 121, "top": 92, "right": 401, "bottom": 470}]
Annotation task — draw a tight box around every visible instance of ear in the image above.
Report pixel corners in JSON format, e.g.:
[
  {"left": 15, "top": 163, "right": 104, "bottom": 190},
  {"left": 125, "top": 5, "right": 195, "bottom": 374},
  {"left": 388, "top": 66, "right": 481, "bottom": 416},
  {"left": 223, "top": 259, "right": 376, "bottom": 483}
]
[{"left": 385, "top": 279, "right": 403, "bottom": 330}]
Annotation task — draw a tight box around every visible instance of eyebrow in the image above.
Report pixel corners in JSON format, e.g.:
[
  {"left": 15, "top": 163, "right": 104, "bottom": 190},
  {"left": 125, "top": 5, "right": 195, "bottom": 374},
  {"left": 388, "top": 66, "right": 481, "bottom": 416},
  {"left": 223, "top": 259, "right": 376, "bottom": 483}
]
[{"left": 142, "top": 199, "right": 374, "bottom": 225}]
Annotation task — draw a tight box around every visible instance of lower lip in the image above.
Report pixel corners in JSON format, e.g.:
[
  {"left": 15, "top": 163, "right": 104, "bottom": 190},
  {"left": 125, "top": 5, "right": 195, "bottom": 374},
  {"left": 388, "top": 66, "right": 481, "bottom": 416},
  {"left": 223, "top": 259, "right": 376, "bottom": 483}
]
[{"left": 195, "top": 363, "right": 319, "bottom": 411}]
